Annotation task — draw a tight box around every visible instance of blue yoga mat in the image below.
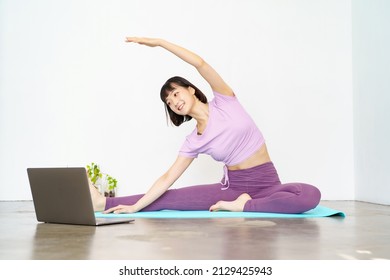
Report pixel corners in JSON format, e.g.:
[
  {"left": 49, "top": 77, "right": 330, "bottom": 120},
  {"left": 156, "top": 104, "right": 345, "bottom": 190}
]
[{"left": 95, "top": 205, "right": 345, "bottom": 219}]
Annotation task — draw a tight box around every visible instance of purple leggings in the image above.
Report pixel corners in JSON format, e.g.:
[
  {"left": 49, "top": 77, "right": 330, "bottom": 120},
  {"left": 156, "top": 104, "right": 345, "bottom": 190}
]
[{"left": 105, "top": 162, "right": 321, "bottom": 214}]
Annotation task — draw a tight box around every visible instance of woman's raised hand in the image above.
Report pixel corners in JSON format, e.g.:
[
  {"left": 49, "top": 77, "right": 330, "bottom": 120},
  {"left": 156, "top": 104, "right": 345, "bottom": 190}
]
[{"left": 125, "top": 37, "right": 161, "bottom": 47}]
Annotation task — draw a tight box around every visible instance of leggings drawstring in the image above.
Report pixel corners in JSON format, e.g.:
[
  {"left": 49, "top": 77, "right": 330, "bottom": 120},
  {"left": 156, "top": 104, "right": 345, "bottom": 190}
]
[{"left": 220, "top": 165, "right": 230, "bottom": 190}]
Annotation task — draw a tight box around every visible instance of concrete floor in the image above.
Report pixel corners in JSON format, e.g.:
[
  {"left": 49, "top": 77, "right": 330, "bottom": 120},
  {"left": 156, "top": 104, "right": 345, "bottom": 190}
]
[{"left": 0, "top": 200, "right": 389, "bottom": 260}]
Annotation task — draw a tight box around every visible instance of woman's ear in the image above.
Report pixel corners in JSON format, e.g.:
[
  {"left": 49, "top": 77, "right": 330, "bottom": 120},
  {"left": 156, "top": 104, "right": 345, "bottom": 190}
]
[{"left": 188, "top": 86, "right": 195, "bottom": 95}]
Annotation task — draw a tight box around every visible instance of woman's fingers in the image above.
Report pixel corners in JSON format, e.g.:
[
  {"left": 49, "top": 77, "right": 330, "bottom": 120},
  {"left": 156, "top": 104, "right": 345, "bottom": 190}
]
[
  {"left": 103, "top": 205, "right": 134, "bottom": 214},
  {"left": 125, "top": 37, "right": 160, "bottom": 47}
]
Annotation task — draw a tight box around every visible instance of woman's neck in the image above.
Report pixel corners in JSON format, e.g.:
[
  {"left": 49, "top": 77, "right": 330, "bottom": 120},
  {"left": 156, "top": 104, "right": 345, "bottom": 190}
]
[{"left": 189, "top": 100, "right": 209, "bottom": 133}]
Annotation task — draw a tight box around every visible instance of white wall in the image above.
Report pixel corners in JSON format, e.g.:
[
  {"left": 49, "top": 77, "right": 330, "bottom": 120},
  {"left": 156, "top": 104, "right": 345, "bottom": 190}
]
[
  {"left": 352, "top": 0, "right": 390, "bottom": 205},
  {"left": 0, "top": 0, "right": 354, "bottom": 201}
]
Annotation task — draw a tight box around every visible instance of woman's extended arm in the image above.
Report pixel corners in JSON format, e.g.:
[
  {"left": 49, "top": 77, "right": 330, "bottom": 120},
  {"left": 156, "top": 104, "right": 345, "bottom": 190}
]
[
  {"left": 125, "top": 37, "right": 234, "bottom": 96},
  {"left": 104, "top": 156, "right": 194, "bottom": 214}
]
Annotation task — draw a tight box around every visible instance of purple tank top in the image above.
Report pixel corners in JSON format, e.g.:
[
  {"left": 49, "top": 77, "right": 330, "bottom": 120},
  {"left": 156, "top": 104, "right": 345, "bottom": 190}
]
[{"left": 179, "top": 91, "right": 265, "bottom": 166}]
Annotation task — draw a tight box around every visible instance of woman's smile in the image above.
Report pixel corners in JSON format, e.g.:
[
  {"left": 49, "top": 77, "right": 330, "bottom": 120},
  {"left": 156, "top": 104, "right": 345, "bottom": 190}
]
[{"left": 176, "top": 102, "right": 185, "bottom": 111}]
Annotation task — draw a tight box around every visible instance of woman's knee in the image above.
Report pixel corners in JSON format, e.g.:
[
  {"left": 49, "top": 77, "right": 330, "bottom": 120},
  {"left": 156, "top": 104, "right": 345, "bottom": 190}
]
[
  {"left": 299, "top": 183, "right": 321, "bottom": 208},
  {"left": 281, "top": 183, "right": 321, "bottom": 209}
]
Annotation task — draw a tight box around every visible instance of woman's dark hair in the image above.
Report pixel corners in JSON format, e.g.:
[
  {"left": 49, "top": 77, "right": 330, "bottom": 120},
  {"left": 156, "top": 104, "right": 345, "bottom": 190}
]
[{"left": 160, "top": 76, "right": 208, "bottom": 126}]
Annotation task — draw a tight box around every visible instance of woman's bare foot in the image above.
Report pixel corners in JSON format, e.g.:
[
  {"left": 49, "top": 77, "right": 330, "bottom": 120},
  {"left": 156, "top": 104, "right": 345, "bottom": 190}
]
[
  {"left": 88, "top": 177, "right": 106, "bottom": 211},
  {"left": 209, "top": 193, "right": 252, "bottom": 212}
]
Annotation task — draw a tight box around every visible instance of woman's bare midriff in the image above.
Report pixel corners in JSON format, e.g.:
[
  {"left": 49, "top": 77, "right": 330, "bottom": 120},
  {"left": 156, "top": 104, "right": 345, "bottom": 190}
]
[{"left": 227, "top": 144, "right": 271, "bottom": 171}]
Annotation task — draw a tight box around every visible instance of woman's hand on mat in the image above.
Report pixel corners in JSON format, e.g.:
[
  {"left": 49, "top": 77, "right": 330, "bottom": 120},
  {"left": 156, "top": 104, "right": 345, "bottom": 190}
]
[
  {"left": 125, "top": 37, "right": 161, "bottom": 47},
  {"left": 103, "top": 204, "right": 137, "bottom": 214}
]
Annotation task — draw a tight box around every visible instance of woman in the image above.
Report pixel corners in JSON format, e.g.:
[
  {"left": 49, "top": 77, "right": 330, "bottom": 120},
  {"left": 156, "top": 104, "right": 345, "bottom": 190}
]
[{"left": 90, "top": 37, "right": 321, "bottom": 214}]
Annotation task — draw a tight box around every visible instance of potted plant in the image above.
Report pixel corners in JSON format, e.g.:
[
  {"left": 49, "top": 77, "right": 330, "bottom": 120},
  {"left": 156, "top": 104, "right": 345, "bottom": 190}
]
[
  {"left": 105, "top": 174, "right": 117, "bottom": 197},
  {"left": 86, "top": 162, "right": 117, "bottom": 197}
]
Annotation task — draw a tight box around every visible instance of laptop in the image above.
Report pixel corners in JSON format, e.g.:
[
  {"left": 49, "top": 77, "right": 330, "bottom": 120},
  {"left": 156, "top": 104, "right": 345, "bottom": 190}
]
[{"left": 27, "top": 167, "right": 134, "bottom": 226}]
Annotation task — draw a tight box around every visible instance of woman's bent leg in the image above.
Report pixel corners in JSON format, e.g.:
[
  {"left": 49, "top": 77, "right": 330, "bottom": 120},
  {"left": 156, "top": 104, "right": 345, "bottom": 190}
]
[
  {"left": 243, "top": 183, "right": 321, "bottom": 214},
  {"left": 105, "top": 183, "right": 244, "bottom": 211}
]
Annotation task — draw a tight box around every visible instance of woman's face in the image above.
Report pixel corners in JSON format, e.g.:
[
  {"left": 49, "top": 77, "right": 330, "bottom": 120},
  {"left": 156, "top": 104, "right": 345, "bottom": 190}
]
[{"left": 165, "top": 85, "right": 196, "bottom": 116}]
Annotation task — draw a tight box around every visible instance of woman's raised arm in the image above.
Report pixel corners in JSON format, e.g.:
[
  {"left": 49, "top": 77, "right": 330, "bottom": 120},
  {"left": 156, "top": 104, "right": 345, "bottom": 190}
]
[{"left": 125, "top": 37, "right": 234, "bottom": 96}]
